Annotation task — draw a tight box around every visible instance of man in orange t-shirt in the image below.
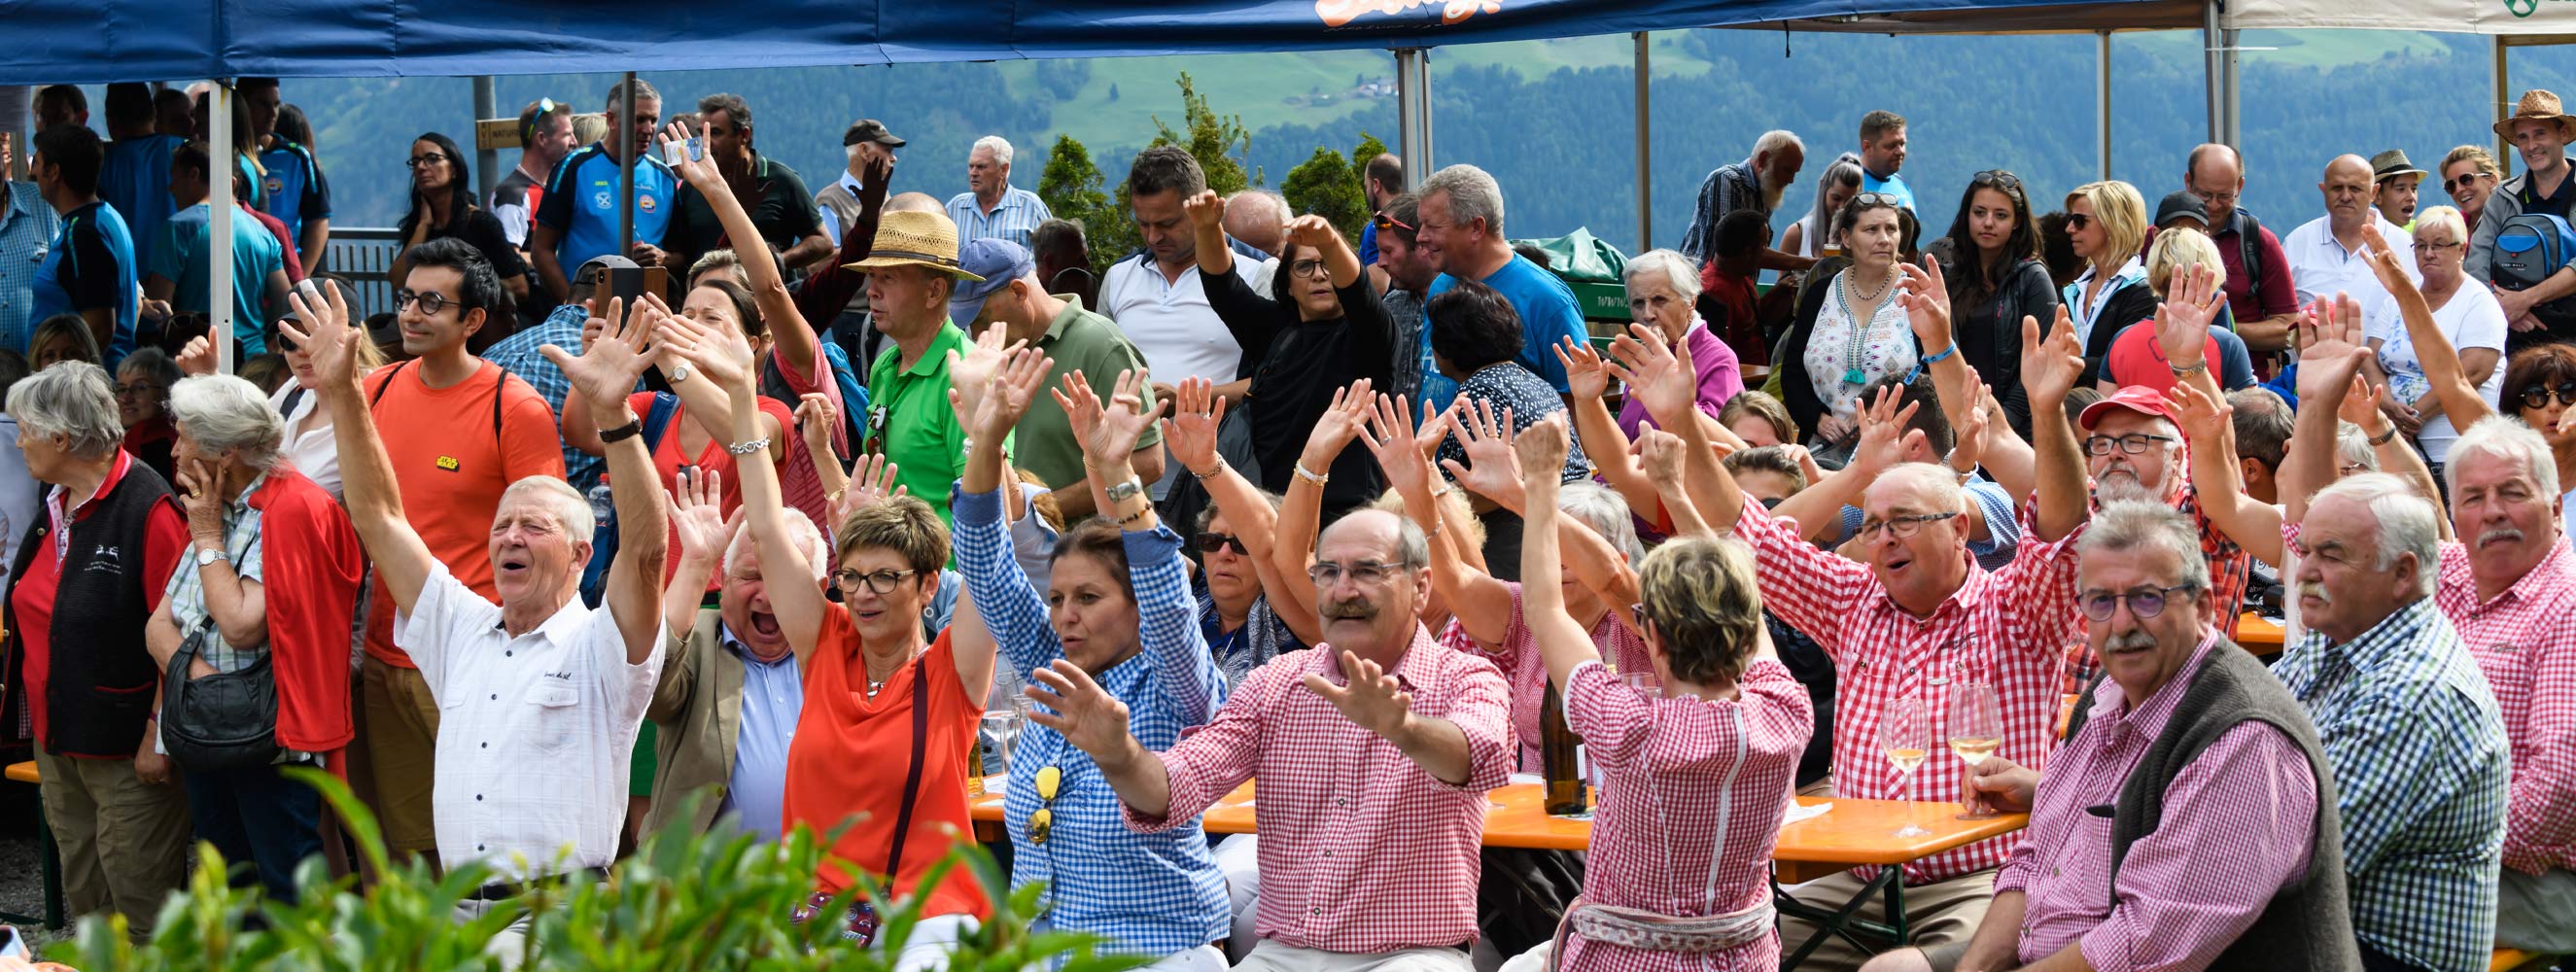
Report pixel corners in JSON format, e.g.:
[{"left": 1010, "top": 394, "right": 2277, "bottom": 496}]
[{"left": 355, "top": 238, "right": 567, "bottom": 861}]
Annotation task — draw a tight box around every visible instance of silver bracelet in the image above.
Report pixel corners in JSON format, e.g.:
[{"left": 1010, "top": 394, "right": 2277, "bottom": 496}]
[
  {"left": 1294, "top": 461, "right": 1330, "bottom": 486},
  {"left": 724, "top": 437, "right": 773, "bottom": 457}
]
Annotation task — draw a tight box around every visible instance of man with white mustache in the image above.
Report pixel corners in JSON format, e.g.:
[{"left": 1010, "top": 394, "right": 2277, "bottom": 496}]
[{"left": 1677, "top": 129, "right": 1813, "bottom": 275}]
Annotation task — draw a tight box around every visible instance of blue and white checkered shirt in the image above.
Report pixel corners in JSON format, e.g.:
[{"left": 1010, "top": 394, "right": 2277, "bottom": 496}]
[
  {"left": 945, "top": 187, "right": 1054, "bottom": 253},
  {"left": 0, "top": 181, "right": 63, "bottom": 353},
  {"left": 164, "top": 472, "right": 267, "bottom": 674},
  {"left": 480, "top": 304, "right": 600, "bottom": 492},
  {"left": 1678, "top": 160, "right": 1764, "bottom": 265},
  {"left": 2274, "top": 596, "right": 2508, "bottom": 972},
  {"left": 951, "top": 486, "right": 1229, "bottom": 961}
]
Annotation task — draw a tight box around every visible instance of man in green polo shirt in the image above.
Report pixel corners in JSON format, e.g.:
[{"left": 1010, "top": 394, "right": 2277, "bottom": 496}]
[
  {"left": 853, "top": 209, "right": 984, "bottom": 525},
  {"left": 947, "top": 238, "right": 1164, "bottom": 518}
]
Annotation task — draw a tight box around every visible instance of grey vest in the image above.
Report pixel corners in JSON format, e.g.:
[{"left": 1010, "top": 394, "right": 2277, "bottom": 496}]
[{"left": 2064, "top": 641, "right": 2361, "bottom": 970}]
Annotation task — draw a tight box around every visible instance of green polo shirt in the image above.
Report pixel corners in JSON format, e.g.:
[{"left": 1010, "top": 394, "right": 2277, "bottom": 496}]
[
  {"left": 865, "top": 321, "right": 971, "bottom": 525},
  {"left": 1011, "top": 297, "right": 1163, "bottom": 490}
]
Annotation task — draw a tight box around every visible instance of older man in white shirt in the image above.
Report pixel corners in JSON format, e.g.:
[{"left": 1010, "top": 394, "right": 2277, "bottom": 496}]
[
  {"left": 288, "top": 284, "right": 668, "bottom": 970},
  {"left": 2283, "top": 154, "right": 2419, "bottom": 311}
]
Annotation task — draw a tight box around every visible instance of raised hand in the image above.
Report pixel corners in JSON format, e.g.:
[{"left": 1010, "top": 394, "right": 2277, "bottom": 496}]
[
  {"left": 650, "top": 294, "right": 754, "bottom": 392},
  {"left": 278, "top": 277, "right": 360, "bottom": 389},
  {"left": 550, "top": 296, "right": 659, "bottom": 405},
  {"left": 2020, "top": 305, "right": 2086, "bottom": 405},
  {"left": 794, "top": 392, "right": 839, "bottom": 458},
  {"left": 2356, "top": 222, "right": 2416, "bottom": 296},
  {"left": 2154, "top": 262, "right": 2226, "bottom": 367},
  {"left": 1024, "top": 659, "right": 1137, "bottom": 761},
  {"left": 2294, "top": 295, "right": 2373, "bottom": 405},
  {"left": 1360, "top": 392, "right": 1435, "bottom": 499},
  {"left": 1439, "top": 398, "right": 1521, "bottom": 505},
  {"left": 666, "top": 467, "right": 734, "bottom": 566},
  {"left": 1950, "top": 366, "right": 1991, "bottom": 470},
  {"left": 1850, "top": 382, "right": 1925, "bottom": 475},
  {"left": 2348, "top": 374, "right": 2415, "bottom": 436},
  {"left": 657, "top": 121, "right": 721, "bottom": 191},
  {"left": 1303, "top": 649, "right": 1416, "bottom": 739},
  {"left": 1283, "top": 214, "right": 1340, "bottom": 251},
  {"left": 1082, "top": 369, "right": 1161, "bottom": 469},
  {"left": 966, "top": 346, "right": 1054, "bottom": 445},
  {"left": 2165, "top": 378, "right": 2231, "bottom": 444},
  {"left": 1555, "top": 336, "right": 1611, "bottom": 399},
  {"left": 174, "top": 334, "right": 217, "bottom": 377},
  {"left": 833, "top": 453, "right": 908, "bottom": 526},
  {"left": 1603, "top": 322, "right": 1696, "bottom": 425},
  {"left": 1183, "top": 190, "right": 1227, "bottom": 234},
  {"left": 1158, "top": 376, "right": 1227, "bottom": 475},
  {"left": 1514, "top": 415, "right": 1573, "bottom": 498},
  {"left": 1896, "top": 258, "right": 1954, "bottom": 350},
  {"left": 1300, "top": 378, "right": 1375, "bottom": 470},
  {"left": 1637, "top": 428, "right": 1688, "bottom": 488},
  {"left": 944, "top": 324, "right": 1021, "bottom": 430}
]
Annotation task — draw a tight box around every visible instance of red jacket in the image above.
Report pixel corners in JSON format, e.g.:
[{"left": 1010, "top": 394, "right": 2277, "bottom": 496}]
[{"left": 249, "top": 469, "right": 363, "bottom": 754}]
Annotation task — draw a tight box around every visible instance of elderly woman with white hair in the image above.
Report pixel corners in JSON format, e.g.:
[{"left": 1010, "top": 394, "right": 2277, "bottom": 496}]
[
  {"left": 143, "top": 373, "right": 363, "bottom": 903},
  {"left": 0, "top": 362, "right": 192, "bottom": 934},
  {"left": 1613, "top": 248, "right": 1742, "bottom": 439},
  {"left": 2364, "top": 204, "right": 2508, "bottom": 482}
]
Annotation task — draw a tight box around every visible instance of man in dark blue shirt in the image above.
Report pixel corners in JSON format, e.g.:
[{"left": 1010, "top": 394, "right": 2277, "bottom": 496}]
[
  {"left": 530, "top": 79, "right": 676, "bottom": 303},
  {"left": 27, "top": 125, "right": 139, "bottom": 367},
  {"left": 238, "top": 78, "right": 331, "bottom": 268},
  {"left": 97, "top": 84, "right": 185, "bottom": 271}
]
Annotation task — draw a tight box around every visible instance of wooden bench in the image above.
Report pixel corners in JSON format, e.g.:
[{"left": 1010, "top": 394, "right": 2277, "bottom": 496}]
[
  {"left": 2492, "top": 948, "right": 2557, "bottom": 972},
  {"left": 2, "top": 760, "right": 60, "bottom": 929}
]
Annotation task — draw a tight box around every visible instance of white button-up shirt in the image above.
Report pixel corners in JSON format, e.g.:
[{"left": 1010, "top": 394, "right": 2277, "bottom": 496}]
[
  {"left": 2282, "top": 213, "right": 2419, "bottom": 312},
  {"left": 1097, "top": 253, "right": 1258, "bottom": 388},
  {"left": 397, "top": 563, "right": 664, "bottom": 879}
]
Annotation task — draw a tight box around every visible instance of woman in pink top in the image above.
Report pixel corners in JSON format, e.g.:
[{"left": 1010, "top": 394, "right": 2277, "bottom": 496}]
[{"left": 1514, "top": 414, "right": 1813, "bottom": 972}]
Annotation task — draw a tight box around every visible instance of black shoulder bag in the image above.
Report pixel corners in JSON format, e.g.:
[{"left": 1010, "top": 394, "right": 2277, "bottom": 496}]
[{"left": 159, "top": 624, "right": 282, "bottom": 772}]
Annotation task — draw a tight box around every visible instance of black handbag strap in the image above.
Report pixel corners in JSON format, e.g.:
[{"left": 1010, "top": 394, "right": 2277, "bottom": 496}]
[{"left": 881, "top": 655, "right": 932, "bottom": 885}]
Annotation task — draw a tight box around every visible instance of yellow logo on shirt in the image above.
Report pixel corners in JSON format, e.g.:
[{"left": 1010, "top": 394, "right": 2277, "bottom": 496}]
[{"left": 436, "top": 456, "right": 461, "bottom": 471}]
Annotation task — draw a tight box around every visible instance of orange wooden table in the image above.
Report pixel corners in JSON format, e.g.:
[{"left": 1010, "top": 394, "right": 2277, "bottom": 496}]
[{"left": 2237, "top": 612, "right": 2285, "bottom": 656}]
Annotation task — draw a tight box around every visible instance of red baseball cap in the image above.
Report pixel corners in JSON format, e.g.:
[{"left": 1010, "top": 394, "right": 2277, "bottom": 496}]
[{"left": 2078, "top": 384, "right": 2176, "bottom": 432}]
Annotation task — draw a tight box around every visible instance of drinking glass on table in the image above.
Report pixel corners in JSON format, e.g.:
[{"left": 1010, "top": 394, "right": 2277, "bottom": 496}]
[
  {"left": 1946, "top": 680, "right": 2002, "bottom": 819},
  {"left": 980, "top": 707, "right": 1027, "bottom": 785},
  {"left": 1880, "top": 694, "right": 1932, "bottom": 837}
]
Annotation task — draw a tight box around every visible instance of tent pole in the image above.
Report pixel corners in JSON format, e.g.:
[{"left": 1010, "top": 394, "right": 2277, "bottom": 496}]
[
  {"left": 619, "top": 72, "right": 637, "bottom": 256},
  {"left": 1395, "top": 50, "right": 1420, "bottom": 186},
  {"left": 1417, "top": 49, "right": 1434, "bottom": 179},
  {"left": 1634, "top": 31, "right": 1652, "bottom": 252},
  {"left": 2097, "top": 31, "right": 2112, "bottom": 182},
  {"left": 2498, "top": 37, "right": 2514, "bottom": 178},
  {"left": 212, "top": 82, "right": 235, "bottom": 375},
  {"left": 472, "top": 77, "right": 498, "bottom": 205},
  {"left": 2202, "top": 0, "right": 2221, "bottom": 144},
  {"left": 2223, "top": 26, "right": 2241, "bottom": 148}
]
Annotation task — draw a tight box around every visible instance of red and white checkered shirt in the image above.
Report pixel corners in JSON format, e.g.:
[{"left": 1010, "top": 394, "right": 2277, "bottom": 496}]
[
  {"left": 2439, "top": 537, "right": 2576, "bottom": 875},
  {"left": 1560, "top": 658, "right": 1811, "bottom": 972},
  {"left": 1481, "top": 583, "right": 1655, "bottom": 772},
  {"left": 1125, "top": 625, "right": 1515, "bottom": 954},
  {"left": 1996, "top": 635, "right": 2319, "bottom": 971},
  {"left": 1733, "top": 501, "right": 2086, "bottom": 883},
  {"left": 2061, "top": 484, "right": 2252, "bottom": 691}
]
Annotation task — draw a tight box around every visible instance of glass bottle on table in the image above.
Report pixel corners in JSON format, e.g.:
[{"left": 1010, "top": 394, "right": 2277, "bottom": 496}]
[
  {"left": 1541, "top": 680, "right": 1589, "bottom": 817},
  {"left": 1880, "top": 694, "right": 1932, "bottom": 837},
  {"left": 1946, "top": 680, "right": 2002, "bottom": 819}
]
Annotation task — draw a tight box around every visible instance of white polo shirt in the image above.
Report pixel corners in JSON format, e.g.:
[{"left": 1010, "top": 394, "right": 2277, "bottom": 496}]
[
  {"left": 1097, "top": 252, "right": 1257, "bottom": 387},
  {"left": 2282, "top": 214, "right": 2419, "bottom": 312},
  {"left": 397, "top": 563, "right": 665, "bottom": 879}
]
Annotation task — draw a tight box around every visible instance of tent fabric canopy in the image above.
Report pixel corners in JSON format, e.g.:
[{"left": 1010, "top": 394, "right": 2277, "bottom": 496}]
[{"left": 2226, "top": 0, "right": 2576, "bottom": 35}]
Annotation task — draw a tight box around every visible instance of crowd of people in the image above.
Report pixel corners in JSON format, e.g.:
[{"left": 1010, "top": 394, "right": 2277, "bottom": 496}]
[{"left": 0, "top": 73, "right": 2571, "bottom": 972}]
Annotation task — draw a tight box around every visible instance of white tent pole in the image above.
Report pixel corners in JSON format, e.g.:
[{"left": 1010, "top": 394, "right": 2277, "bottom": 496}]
[
  {"left": 1634, "top": 31, "right": 1652, "bottom": 252},
  {"left": 2202, "top": 0, "right": 2222, "bottom": 144},
  {"left": 2097, "top": 31, "right": 2112, "bottom": 181},
  {"left": 2223, "top": 25, "right": 2242, "bottom": 148},
  {"left": 617, "top": 72, "right": 636, "bottom": 254},
  {"left": 2498, "top": 37, "right": 2514, "bottom": 178},
  {"left": 1395, "top": 49, "right": 1421, "bottom": 186},
  {"left": 212, "top": 82, "right": 235, "bottom": 375},
  {"left": 1416, "top": 50, "right": 1434, "bottom": 179}
]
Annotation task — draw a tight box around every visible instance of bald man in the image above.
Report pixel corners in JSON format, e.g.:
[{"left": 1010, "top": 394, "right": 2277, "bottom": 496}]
[
  {"left": 2280, "top": 154, "right": 2417, "bottom": 313},
  {"left": 1224, "top": 191, "right": 1292, "bottom": 292},
  {"left": 2186, "top": 144, "right": 2301, "bottom": 352}
]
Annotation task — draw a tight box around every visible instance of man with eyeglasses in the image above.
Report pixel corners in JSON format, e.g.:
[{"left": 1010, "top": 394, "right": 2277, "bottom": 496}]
[
  {"left": 1031, "top": 505, "right": 1513, "bottom": 972},
  {"left": 1628, "top": 306, "right": 2094, "bottom": 968},
  {"left": 2185, "top": 145, "right": 2298, "bottom": 353},
  {"left": 355, "top": 237, "right": 569, "bottom": 866},
  {"left": 1865, "top": 501, "right": 2353, "bottom": 972}
]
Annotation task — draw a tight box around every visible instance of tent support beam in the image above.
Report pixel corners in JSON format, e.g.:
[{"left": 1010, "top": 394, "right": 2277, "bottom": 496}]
[
  {"left": 2097, "top": 31, "right": 2112, "bottom": 181},
  {"left": 1634, "top": 31, "right": 1652, "bottom": 252},
  {"left": 1393, "top": 49, "right": 1433, "bottom": 187},
  {"left": 212, "top": 82, "right": 235, "bottom": 375},
  {"left": 473, "top": 76, "right": 498, "bottom": 205},
  {"left": 619, "top": 72, "right": 637, "bottom": 255},
  {"left": 2498, "top": 36, "right": 2513, "bottom": 177},
  {"left": 2222, "top": 25, "right": 2241, "bottom": 148},
  {"left": 2202, "top": 0, "right": 2222, "bottom": 144}
]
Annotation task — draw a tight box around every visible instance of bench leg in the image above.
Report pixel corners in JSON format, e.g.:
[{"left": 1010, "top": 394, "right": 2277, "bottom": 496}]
[{"left": 35, "top": 796, "right": 59, "bottom": 931}]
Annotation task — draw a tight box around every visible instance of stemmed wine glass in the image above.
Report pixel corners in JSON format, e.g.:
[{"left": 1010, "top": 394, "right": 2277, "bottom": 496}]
[
  {"left": 1946, "top": 680, "right": 2002, "bottom": 819},
  {"left": 1880, "top": 694, "right": 1932, "bottom": 838}
]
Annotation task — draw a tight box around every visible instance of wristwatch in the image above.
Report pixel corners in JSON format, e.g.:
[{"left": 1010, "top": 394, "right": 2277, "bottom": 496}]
[
  {"left": 194, "top": 545, "right": 224, "bottom": 569},
  {"left": 1103, "top": 477, "right": 1146, "bottom": 504},
  {"left": 668, "top": 364, "right": 691, "bottom": 383}
]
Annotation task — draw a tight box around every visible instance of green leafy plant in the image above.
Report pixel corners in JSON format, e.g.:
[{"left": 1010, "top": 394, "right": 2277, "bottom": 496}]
[
  {"left": 1279, "top": 148, "right": 1368, "bottom": 245},
  {"left": 56, "top": 770, "right": 1142, "bottom": 972}
]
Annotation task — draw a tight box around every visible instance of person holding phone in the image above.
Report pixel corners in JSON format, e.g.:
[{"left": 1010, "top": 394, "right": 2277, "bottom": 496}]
[{"left": 390, "top": 132, "right": 528, "bottom": 317}]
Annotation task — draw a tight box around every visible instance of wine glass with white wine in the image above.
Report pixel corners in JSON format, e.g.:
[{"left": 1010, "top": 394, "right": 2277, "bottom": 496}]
[
  {"left": 1946, "top": 680, "right": 2002, "bottom": 819},
  {"left": 1879, "top": 694, "right": 1932, "bottom": 838}
]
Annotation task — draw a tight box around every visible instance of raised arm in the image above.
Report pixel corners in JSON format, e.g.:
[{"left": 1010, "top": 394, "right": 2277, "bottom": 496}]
[
  {"left": 663, "top": 469, "right": 735, "bottom": 636},
  {"left": 281, "top": 284, "right": 435, "bottom": 615},
  {"left": 2022, "top": 305, "right": 2093, "bottom": 542},
  {"left": 1370, "top": 393, "right": 1514, "bottom": 645},
  {"left": 1608, "top": 321, "right": 1745, "bottom": 530},
  {"left": 1514, "top": 415, "right": 1604, "bottom": 693},
  {"left": 2362, "top": 223, "right": 2497, "bottom": 430},
  {"left": 2334, "top": 373, "right": 2452, "bottom": 537},
  {"left": 1554, "top": 337, "right": 1659, "bottom": 520},
  {"left": 1165, "top": 377, "right": 1324, "bottom": 646},
  {"left": 2284, "top": 296, "right": 2377, "bottom": 526},
  {"left": 1441, "top": 398, "right": 1641, "bottom": 621},
  {"left": 1635, "top": 429, "right": 1711, "bottom": 537},
  {"left": 658, "top": 122, "right": 824, "bottom": 383},
  {"left": 1185, "top": 190, "right": 1236, "bottom": 279},
  {"left": 2168, "top": 381, "right": 2285, "bottom": 568},
  {"left": 1772, "top": 384, "right": 1923, "bottom": 544},
  {"left": 1272, "top": 380, "right": 1375, "bottom": 631},
  {"left": 541, "top": 297, "right": 667, "bottom": 664}
]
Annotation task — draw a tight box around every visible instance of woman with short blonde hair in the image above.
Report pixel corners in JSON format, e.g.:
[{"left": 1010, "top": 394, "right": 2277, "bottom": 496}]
[{"left": 2061, "top": 181, "right": 2157, "bottom": 384}]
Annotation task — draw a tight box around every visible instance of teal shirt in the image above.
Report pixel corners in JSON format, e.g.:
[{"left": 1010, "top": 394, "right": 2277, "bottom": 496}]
[
  {"left": 863, "top": 321, "right": 970, "bottom": 526},
  {"left": 147, "top": 202, "right": 284, "bottom": 352}
]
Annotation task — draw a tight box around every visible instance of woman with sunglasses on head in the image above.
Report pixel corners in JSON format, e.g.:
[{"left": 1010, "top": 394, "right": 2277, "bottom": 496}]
[
  {"left": 949, "top": 355, "right": 1233, "bottom": 970},
  {"left": 1779, "top": 154, "right": 1864, "bottom": 294},
  {"left": 1777, "top": 192, "right": 1920, "bottom": 454},
  {"left": 2359, "top": 206, "right": 2506, "bottom": 486},
  {"left": 2060, "top": 181, "right": 2157, "bottom": 386},
  {"left": 388, "top": 132, "right": 529, "bottom": 311},
  {"left": 1927, "top": 169, "right": 2056, "bottom": 437}
]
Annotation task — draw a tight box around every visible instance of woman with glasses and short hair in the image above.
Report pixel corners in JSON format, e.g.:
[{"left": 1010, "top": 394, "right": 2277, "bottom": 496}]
[
  {"left": 2061, "top": 181, "right": 2157, "bottom": 385},
  {"left": 2361, "top": 206, "right": 2506, "bottom": 483},
  {"left": 1777, "top": 192, "right": 1921, "bottom": 454},
  {"left": 389, "top": 132, "right": 530, "bottom": 310},
  {"left": 114, "top": 347, "right": 183, "bottom": 483},
  {"left": 1928, "top": 169, "right": 2056, "bottom": 437},
  {"left": 2441, "top": 146, "right": 2504, "bottom": 235}
]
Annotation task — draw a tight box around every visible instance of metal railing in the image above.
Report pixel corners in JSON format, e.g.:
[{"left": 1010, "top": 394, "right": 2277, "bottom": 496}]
[{"left": 318, "top": 226, "right": 405, "bottom": 321}]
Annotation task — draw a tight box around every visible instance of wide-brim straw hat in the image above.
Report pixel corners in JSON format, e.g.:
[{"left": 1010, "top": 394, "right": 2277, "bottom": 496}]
[
  {"left": 847, "top": 210, "right": 986, "bottom": 282},
  {"left": 2494, "top": 89, "right": 2575, "bottom": 137}
]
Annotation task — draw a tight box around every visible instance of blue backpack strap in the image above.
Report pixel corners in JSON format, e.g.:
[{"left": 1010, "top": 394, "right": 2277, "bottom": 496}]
[{"left": 640, "top": 392, "right": 680, "bottom": 453}]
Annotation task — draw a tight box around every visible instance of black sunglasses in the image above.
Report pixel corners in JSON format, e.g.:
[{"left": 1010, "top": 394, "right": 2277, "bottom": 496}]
[
  {"left": 2065, "top": 212, "right": 2094, "bottom": 230},
  {"left": 1194, "top": 532, "right": 1247, "bottom": 556},
  {"left": 2447, "top": 172, "right": 2490, "bottom": 191},
  {"left": 2521, "top": 380, "right": 2576, "bottom": 410},
  {"left": 1970, "top": 169, "right": 2023, "bottom": 192}
]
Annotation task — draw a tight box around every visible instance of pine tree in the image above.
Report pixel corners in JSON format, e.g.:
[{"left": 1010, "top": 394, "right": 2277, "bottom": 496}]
[
  {"left": 1147, "top": 73, "right": 1251, "bottom": 197},
  {"left": 1280, "top": 148, "right": 1369, "bottom": 245}
]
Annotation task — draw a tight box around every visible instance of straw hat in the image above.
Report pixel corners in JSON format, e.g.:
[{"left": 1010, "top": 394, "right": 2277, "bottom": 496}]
[
  {"left": 2493, "top": 89, "right": 2574, "bottom": 137},
  {"left": 847, "top": 211, "right": 986, "bottom": 281}
]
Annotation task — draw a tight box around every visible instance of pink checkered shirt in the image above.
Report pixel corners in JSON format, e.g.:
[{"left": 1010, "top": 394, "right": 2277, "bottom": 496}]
[
  {"left": 1481, "top": 583, "right": 1655, "bottom": 772},
  {"left": 1995, "top": 635, "right": 2318, "bottom": 971},
  {"left": 2438, "top": 537, "right": 2576, "bottom": 875},
  {"left": 1559, "top": 658, "right": 1811, "bottom": 972},
  {"left": 1124, "top": 625, "right": 1515, "bottom": 954},
  {"left": 1732, "top": 501, "right": 2085, "bottom": 883}
]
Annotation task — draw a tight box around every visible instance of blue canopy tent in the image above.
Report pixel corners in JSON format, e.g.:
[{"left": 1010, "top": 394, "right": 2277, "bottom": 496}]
[{"left": 1, "top": 0, "right": 2207, "bottom": 369}]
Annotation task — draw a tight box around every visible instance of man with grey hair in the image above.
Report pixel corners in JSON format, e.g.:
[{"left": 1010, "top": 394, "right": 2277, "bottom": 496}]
[
  {"left": 1679, "top": 129, "right": 1813, "bottom": 273},
  {"left": 1029, "top": 506, "right": 1513, "bottom": 972},
  {"left": 1416, "top": 163, "right": 1587, "bottom": 414},
  {"left": 946, "top": 134, "right": 1051, "bottom": 252},
  {"left": 661, "top": 92, "right": 829, "bottom": 277},
  {"left": 290, "top": 284, "right": 668, "bottom": 968},
  {"left": 1224, "top": 190, "right": 1293, "bottom": 291},
  {"left": 1869, "top": 501, "right": 2353, "bottom": 972}
]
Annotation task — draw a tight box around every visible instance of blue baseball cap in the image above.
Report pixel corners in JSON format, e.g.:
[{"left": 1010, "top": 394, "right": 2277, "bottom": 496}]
[{"left": 948, "top": 238, "right": 1036, "bottom": 327}]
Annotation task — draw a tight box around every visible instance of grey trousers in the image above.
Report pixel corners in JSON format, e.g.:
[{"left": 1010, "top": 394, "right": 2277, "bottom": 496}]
[{"left": 2498, "top": 866, "right": 2576, "bottom": 953}]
